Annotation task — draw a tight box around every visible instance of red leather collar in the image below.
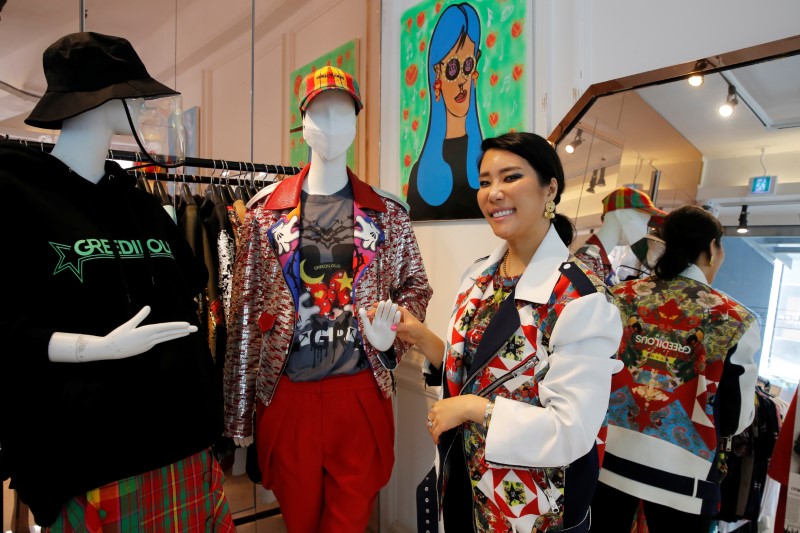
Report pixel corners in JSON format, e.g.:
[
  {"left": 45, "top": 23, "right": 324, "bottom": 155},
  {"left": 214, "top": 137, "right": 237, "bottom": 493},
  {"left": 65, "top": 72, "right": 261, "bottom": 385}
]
[{"left": 264, "top": 165, "right": 386, "bottom": 212}]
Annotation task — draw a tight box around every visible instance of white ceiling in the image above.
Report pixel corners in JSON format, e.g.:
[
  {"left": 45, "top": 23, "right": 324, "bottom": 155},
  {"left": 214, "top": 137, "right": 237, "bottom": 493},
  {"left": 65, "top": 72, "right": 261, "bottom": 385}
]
[
  {"left": 637, "top": 54, "right": 800, "bottom": 228},
  {"left": 554, "top": 49, "right": 800, "bottom": 231},
  {"left": 637, "top": 55, "right": 800, "bottom": 160}
]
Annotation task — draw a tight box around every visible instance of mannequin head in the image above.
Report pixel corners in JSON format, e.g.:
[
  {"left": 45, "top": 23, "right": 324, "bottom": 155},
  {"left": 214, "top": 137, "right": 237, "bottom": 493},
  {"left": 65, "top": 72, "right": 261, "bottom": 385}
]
[
  {"left": 61, "top": 98, "right": 135, "bottom": 136},
  {"left": 50, "top": 99, "right": 139, "bottom": 183},
  {"left": 28, "top": 32, "right": 181, "bottom": 182},
  {"left": 595, "top": 187, "right": 666, "bottom": 252},
  {"left": 616, "top": 208, "right": 652, "bottom": 247},
  {"left": 302, "top": 90, "right": 356, "bottom": 162},
  {"left": 26, "top": 32, "right": 178, "bottom": 130}
]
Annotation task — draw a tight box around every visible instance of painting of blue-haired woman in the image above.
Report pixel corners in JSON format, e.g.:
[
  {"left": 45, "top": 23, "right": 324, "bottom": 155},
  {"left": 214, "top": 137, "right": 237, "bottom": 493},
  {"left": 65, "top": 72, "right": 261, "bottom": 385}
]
[{"left": 406, "top": 3, "right": 484, "bottom": 220}]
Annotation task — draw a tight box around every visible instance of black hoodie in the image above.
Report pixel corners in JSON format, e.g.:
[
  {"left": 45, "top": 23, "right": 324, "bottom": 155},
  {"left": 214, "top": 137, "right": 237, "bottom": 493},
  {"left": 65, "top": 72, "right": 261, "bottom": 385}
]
[{"left": 0, "top": 140, "right": 222, "bottom": 526}]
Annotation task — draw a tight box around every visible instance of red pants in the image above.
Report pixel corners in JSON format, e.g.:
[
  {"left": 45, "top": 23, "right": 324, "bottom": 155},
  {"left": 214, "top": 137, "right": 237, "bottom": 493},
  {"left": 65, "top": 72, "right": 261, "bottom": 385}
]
[{"left": 256, "top": 370, "right": 395, "bottom": 533}]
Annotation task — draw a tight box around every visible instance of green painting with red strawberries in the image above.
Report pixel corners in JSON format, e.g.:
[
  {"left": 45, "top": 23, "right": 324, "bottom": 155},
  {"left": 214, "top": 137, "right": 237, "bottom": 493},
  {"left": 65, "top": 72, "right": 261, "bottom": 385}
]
[
  {"left": 400, "top": 0, "right": 528, "bottom": 220},
  {"left": 289, "top": 39, "right": 359, "bottom": 173}
]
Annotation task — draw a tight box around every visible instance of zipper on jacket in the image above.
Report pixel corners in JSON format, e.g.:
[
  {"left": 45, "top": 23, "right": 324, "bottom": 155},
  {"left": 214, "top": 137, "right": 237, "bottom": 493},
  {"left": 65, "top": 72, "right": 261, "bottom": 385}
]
[
  {"left": 475, "top": 355, "right": 539, "bottom": 399},
  {"left": 478, "top": 354, "right": 570, "bottom": 478}
]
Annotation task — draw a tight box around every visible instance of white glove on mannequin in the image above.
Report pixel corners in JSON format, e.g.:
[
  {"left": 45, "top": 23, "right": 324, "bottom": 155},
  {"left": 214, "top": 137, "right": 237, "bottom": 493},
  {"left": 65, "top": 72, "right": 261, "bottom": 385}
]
[
  {"left": 48, "top": 306, "right": 197, "bottom": 363},
  {"left": 358, "top": 300, "right": 401, "bottom": 352}
]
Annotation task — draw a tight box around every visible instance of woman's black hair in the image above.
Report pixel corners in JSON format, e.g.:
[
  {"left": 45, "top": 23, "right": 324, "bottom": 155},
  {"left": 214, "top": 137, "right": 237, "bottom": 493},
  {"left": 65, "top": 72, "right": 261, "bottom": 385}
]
[
  {"left": 478, "top": 132, "right": 575, "bottom": 246},
  {"left": 654, "top": 205, "right": 724, "bottom": 280}
]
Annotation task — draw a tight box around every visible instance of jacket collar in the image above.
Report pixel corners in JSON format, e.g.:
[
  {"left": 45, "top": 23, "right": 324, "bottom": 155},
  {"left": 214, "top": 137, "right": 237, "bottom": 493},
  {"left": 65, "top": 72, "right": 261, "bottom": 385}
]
[
  {"left": 680, "top": 263, "right": 709, "bottom": 285},
  {"left": 516, "top": 225, "right": 570, "bottom": 304},
  {"left": 466, "top": 225, "right": 568, "bottom": 305},
  {"left": 263, "top": 164, "right": 386, "bottom": 212},
  {"left": 585, "top": 233, "right": 612, "bottom": 267}
]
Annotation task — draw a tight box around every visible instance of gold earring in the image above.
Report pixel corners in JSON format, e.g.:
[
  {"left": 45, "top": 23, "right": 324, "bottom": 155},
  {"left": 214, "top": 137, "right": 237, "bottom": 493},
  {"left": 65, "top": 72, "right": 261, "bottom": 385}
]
[
  {"left": 544, "top": 200, "right": 556, "bottom": 219},
  {"left": 709, "top": 257, "right": 714, "bottom": 268}
]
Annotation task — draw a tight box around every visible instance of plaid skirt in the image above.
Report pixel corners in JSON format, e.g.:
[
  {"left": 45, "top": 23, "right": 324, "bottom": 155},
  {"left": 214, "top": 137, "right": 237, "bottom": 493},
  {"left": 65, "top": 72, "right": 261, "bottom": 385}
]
[{"left": 44, "top": 448, "right": 234, "bottom": 532}]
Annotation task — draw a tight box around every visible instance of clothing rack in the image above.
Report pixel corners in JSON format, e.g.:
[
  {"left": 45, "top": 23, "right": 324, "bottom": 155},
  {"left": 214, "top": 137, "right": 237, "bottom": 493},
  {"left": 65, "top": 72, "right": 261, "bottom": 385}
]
[{"left": 2, "top": 135, "right": 302, "bottom": 177}]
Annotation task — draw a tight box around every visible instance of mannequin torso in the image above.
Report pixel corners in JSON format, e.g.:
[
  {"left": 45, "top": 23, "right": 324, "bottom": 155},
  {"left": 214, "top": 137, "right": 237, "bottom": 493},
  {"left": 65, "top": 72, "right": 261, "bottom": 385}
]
[{"left": 46, "top": 98, "right": 197, "bottom": 363}]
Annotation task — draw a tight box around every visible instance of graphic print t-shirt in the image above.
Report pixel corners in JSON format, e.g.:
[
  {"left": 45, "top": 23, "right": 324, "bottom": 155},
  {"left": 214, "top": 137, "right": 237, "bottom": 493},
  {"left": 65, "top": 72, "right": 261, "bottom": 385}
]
[{"left": 285, "top": 185, "right": 369, "bottom": 381}]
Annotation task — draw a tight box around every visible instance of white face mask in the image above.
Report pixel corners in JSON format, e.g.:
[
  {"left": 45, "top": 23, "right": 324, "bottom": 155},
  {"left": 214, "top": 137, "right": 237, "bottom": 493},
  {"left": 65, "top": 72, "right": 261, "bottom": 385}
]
[
  {"left": 618, "top": 209, "right": 651, "bottom": 246},
  {"left": 302, "top": 91, "right": 356, "bottom": 161}
]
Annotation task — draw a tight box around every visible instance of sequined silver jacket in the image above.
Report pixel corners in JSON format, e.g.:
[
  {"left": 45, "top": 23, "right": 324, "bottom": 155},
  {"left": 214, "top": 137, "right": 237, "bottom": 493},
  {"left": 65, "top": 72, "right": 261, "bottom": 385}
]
[{"left": 223, "top": 166, "right": 433, "bottom": 437}]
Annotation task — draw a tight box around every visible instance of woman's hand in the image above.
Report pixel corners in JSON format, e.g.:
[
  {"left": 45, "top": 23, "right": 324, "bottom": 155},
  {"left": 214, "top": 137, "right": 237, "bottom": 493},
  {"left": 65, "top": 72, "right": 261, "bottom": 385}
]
[
  {"left": 393, "top": 305, "right": 426, "bottom": 345},
  {"left": 426, "top": 395, "right": 490, "bottom": 445}
]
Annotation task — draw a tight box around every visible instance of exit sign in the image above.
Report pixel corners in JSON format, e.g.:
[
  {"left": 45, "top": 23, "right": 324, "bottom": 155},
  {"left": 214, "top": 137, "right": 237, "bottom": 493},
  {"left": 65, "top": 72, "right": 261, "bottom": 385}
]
[{"left": 748, "top": 175, "right": 776, "bottom": 195}]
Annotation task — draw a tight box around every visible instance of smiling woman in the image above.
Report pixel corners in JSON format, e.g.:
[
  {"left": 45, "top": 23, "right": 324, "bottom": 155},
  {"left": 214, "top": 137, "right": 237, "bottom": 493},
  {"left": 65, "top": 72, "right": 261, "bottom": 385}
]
[{"left": 393, "top": 131, "right": 624, "bottom": 531}]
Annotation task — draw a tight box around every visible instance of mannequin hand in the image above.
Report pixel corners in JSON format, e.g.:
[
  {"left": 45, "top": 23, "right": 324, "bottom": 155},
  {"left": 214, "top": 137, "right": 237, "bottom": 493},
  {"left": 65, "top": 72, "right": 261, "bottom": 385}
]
[
  {"left": 48, "top": 306, "right": 197, "bottom": 363},
  {"left": 358, "top": 300, "right": 401, "bottom": 352},
  {"left": 233, "top": 436, "right": 254, "bottom": 447},
  {"left": 354, "top": 215, "right": 380, "bottom": 251},
  {"left": 273, "top": 215, "right": 299, "bottom": 254}
]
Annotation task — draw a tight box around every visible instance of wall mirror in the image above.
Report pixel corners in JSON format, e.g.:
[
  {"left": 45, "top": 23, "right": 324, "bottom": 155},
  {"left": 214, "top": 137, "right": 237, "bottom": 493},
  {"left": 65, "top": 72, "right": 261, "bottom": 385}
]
[{"left": 548, "top": 35, "right": 800, "bottom": 395}]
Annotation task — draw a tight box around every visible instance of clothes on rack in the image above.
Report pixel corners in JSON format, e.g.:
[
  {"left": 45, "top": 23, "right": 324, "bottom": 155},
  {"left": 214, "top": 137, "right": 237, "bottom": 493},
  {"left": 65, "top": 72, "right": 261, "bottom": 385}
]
[
  {"left": 2, "top": 135, "right": 302, "bottom": 178},
  {"left": 717, "top": 383, "right": 785, "bottom": 532},
  {"left": 768, "top": 386, "right": 799, "bottom": 533},
  {"left": 135, "top": 167, "right": 286, "bottom": 495}
]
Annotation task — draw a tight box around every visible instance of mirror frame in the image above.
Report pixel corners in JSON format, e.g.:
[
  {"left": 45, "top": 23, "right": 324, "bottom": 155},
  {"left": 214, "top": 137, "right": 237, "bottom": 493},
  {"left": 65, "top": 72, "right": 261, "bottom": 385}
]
[{"left": 547, "top": 34, "right": 800, "bottom": 146}]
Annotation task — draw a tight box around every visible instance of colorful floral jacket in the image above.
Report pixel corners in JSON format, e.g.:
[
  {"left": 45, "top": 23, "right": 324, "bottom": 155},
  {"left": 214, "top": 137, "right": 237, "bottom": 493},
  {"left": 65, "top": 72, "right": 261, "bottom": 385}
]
[
  {"left": 601, "top": 265, "right": 759, "bottom": 516},
  {"left": 418, "top": 226, "right": 623, "bottom": 532},
  {"left": 223, "top": 166, "right": 432, "bottom": 438}
]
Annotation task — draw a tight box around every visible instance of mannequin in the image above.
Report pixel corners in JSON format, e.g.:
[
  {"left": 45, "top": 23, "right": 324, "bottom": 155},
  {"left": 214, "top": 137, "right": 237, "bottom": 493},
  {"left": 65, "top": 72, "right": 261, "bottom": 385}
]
[
  {"left": 592, "top": 208, "right": 651, "bottom": 258},
  {"left": 575, "top": 187, "right": 666, "bottom": 286},
  {"left": 47, "top": 100, "right": 198, "bottom": 364},
  {"left": 224, "top": 66, "right": 432, "bottom": 532},
  {"left": 0, "top": 32, "right": 233, "bottom": 530},
  {"left": 303, "top": 90, "right": 402, "bottom": 350}
]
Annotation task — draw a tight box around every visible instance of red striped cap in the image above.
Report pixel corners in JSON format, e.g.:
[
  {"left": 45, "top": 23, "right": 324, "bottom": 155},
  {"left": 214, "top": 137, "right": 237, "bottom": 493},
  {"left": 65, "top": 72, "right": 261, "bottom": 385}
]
[
  {"left": 298, "top": 66, "right": 362, "bottom": 115},
  {"left": 601, "top": 187, "right": 667, "bottom": 220}
]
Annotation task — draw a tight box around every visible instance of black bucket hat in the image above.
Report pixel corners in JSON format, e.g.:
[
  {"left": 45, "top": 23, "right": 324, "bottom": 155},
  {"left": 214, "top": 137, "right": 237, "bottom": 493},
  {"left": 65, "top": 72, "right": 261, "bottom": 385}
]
[{"left": 25, "top": 32, "right": 179, "bottom": 130}]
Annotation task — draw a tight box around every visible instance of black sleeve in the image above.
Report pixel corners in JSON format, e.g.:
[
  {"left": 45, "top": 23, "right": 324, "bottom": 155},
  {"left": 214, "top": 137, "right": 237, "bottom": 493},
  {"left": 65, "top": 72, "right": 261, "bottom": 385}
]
[
  {"left": 715, "top": 343, "right": 747, "bottom": 437},
  {"left": 424, "top": 361, "right": 444, "bottom": 387}
]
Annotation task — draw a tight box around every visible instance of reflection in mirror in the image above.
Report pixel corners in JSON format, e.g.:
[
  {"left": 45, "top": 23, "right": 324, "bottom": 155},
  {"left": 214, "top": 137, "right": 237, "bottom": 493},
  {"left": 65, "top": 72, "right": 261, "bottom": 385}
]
[
  {"left": 551, "top": 36, "right": 800, "bottom": 395},
  {"left": 555, "top": 91, "right": 702, "bottom": 229}
]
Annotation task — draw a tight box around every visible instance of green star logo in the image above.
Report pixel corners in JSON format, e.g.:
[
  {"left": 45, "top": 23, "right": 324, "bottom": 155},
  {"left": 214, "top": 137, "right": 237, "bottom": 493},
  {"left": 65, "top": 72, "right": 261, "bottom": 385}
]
[{"left": 50, "top": 241, "right": 88, "bottom": 282}]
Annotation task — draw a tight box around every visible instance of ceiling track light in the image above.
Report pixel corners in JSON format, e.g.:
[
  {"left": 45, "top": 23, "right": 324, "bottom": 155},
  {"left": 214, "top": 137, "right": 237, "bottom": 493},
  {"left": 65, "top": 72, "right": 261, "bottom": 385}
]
[
  {"left": 737, "top": 205, "right": 749, "bottom": 234},
  {"left": 565, "top": 129, "right": 584, "bottom": 154},
  {"left": 597, "top": 166, "right": 606, "bottom": 187},
  {"left": 687, "top": 59, "right": 709, "bottom": 87},
  {"left": 719, "top": 84, "right": 738, "bottom": 117},
  {"left": 587, "top": 169, "right": 598, "bottom": 193},
  {"left": 688, "top": 74, "right": 704, "bottom": 87}
]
